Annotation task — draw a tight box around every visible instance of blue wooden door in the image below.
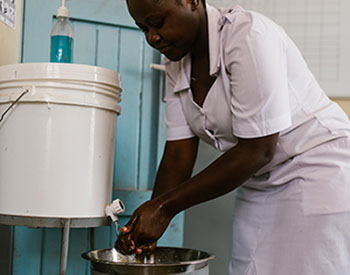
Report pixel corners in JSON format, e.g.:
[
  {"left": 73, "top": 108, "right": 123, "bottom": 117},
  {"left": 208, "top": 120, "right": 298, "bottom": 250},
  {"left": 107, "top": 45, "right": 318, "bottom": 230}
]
[{"left": 6, "top": 0, "right": 183, "bottom": 274}]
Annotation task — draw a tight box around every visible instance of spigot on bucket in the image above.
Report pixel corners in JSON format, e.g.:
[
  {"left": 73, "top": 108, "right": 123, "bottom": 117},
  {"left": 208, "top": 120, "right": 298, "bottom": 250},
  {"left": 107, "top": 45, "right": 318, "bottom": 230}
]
[{"left": 105, "top": 199, "right": 125, "bottom": 223}]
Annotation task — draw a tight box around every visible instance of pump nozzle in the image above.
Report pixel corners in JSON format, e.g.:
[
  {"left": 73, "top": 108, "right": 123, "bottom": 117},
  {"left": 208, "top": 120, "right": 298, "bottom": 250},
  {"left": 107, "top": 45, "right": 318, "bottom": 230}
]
[{"left": 57, "top": 0, "right": 69, "bottom": 18}]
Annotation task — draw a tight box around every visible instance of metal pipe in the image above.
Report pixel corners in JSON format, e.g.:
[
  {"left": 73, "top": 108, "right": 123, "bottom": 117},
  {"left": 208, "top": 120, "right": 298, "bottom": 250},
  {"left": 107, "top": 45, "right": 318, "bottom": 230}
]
[
  {"left": 60, "top": 219, "right": 71, "bottom": 275},
  {"left": 149, "top": 64, "right": 166, "bottom": 103},
  {"left": 90, "top": 228, "right": 95, "bottom": 251}
]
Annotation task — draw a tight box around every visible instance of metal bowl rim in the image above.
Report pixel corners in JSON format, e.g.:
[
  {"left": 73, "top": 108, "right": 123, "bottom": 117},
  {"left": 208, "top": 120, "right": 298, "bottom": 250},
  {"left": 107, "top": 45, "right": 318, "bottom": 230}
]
[{"left": 81, "top": 247, "right": 215, "bottom": 267}]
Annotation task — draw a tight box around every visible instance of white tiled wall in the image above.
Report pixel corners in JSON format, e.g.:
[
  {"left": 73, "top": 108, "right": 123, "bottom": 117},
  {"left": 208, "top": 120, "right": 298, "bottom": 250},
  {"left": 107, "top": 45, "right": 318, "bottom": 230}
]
[{"left": 207, "top": 0, "right": 234, "bottom": 7}]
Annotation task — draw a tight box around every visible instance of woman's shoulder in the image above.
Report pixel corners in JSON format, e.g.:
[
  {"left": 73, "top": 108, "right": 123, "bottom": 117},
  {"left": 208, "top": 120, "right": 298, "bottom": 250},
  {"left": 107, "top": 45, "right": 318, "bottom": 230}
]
[
  {"left": 219, "top": 6, "right": 286, "bottom": 40},
  {"left": 218, "top": 5, "right": 288, "bottom": 61}
]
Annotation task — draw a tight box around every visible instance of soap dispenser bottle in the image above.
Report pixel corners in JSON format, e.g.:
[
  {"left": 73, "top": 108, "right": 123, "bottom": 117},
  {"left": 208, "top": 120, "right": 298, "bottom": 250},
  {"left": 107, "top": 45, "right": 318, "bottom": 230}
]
[{"left": 50, "top": 0, "right": 74, "bottom": 63}]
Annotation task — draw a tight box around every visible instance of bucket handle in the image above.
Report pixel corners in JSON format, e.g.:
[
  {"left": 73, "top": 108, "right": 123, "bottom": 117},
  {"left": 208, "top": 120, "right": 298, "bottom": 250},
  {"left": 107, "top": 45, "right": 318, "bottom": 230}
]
[{"left": 0, "top": 89, "right": 29, "bottom": 123}]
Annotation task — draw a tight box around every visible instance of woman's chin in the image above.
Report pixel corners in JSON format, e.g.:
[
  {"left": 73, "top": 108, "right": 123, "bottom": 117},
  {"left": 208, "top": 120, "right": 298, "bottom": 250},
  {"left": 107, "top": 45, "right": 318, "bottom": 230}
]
[{"left": 161, "top": 48, "right": 187, "bottom": 62}]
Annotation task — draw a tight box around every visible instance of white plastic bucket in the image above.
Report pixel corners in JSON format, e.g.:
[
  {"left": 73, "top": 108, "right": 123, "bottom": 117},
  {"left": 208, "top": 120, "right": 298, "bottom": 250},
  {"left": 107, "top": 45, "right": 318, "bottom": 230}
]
[{"left": 0, "top": 63, "right": 121, "bottom": 218}]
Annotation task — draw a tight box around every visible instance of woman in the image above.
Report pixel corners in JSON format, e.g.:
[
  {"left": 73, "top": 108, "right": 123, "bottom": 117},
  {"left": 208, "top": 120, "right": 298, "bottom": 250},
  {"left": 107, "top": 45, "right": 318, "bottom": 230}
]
[{"left": 116, "top": 0, "right": 350, "bottom": 274}]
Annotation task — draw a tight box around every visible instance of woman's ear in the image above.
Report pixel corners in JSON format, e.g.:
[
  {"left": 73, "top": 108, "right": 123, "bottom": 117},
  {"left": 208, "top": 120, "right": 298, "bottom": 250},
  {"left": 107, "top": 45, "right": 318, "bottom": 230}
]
[{"left": 188, "top": 0, "right": 200, "bottom": 11}]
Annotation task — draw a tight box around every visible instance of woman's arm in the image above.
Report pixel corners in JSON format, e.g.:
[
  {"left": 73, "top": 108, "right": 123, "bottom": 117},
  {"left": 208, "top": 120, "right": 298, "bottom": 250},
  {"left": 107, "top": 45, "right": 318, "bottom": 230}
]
[
  {"left": 152, "top": 137, "right": 199, "bottom": 199},
  {"left": 115, "top": 137, "right": 199, "bottom": 254},
  {"left": 118, "top": 133, "right": 279, "bottom": 253},
  {"left": 160, "top": 133, "right": 279, "bottom": 216}
]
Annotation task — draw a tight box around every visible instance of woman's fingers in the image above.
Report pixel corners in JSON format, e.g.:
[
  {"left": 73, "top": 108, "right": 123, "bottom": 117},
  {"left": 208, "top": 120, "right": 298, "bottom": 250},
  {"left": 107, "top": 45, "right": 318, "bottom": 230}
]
[
  {"left": 115, "top": 214, "right": 140, "bottom": 255},
  {"left": 136, "top": 248, "right": 143, "bottom": 255},
  {"left": 136, "top": 242, "right": 157, "bottom": 255},
  {"left": 115, "top": 233, "right": 136, "bottom": 255},
  {"left": 116, "top": 198, "right": 172, "bottom": 255},
  {"left": 121, "top": 214, "right": 138, "bottom": 233}
]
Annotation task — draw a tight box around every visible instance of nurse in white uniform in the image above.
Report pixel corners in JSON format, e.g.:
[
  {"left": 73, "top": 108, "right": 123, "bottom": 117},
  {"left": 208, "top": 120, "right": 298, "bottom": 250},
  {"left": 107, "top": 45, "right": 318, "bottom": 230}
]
[{"left": 117, "top": 0, "right": 350, "bottom": 274}]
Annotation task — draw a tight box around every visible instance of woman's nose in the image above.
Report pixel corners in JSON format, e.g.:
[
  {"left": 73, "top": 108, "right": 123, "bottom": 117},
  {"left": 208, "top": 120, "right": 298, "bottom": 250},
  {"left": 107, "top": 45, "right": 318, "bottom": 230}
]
[{"left": 147, "top": 29, "right": 161, "bottom": 46}]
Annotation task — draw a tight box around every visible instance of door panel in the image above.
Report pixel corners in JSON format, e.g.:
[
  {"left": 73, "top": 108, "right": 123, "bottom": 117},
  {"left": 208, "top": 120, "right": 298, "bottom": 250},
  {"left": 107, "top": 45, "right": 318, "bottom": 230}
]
[{"left": 12, "top": 227, "right": 43, "bottom": 275}]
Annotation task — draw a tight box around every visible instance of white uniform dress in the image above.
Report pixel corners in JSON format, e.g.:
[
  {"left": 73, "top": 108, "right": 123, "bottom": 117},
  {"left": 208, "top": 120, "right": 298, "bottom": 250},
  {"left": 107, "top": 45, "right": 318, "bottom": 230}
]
[{"left": 164, "top": 4, "right": 350, "bottom": 275}]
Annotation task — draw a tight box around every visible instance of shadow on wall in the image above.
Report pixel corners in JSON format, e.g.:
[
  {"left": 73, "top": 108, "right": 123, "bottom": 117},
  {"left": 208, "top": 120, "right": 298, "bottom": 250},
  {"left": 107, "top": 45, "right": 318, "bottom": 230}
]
[
  {"left": 0, "top": 225, "right": 11, "bottom": 274},
  {"left": 184, "top": 141, "right": 236, "bottom": 275}
]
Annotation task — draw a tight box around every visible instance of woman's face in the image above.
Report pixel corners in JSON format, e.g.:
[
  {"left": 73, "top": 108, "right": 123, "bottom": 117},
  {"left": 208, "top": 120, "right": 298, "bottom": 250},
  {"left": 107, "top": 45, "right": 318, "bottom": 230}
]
[{"left": 127, "top": 0, "right": 202, "bottom": 61}]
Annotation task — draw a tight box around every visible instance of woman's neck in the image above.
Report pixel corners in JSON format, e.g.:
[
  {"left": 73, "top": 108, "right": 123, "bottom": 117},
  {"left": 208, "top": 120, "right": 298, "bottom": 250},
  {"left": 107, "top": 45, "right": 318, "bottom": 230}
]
[{"left": 191, "top": 6, "right": 209, "bottom": 60}]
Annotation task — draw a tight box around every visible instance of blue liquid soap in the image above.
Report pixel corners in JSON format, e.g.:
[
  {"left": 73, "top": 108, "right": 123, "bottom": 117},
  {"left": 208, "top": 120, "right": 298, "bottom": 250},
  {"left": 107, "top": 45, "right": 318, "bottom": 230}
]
[{"left": 50, "top": 35, "right": 73, "bottom": 63}]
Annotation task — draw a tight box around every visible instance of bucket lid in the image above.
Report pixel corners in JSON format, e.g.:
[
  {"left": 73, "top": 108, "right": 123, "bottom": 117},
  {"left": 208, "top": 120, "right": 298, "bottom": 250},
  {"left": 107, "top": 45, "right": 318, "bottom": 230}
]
[{"left": 0, "top": 63, "right": 121, "bottom": 91}]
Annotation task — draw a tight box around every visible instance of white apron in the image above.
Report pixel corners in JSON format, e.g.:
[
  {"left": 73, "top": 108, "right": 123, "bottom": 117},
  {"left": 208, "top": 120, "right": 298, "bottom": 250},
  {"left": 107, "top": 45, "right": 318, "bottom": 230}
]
[{"left": 229, "top": 137, "right": 350, "bottom": 275}]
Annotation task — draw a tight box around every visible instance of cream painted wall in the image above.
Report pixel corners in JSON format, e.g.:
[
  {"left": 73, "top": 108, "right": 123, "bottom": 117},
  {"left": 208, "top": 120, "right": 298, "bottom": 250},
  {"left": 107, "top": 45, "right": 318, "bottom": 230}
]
[
  {"left": 0, "top": 0, "right": 22, "bottom": 65},
  {"left": 333, "top": 99, "right": 350, "bottom": 118}
]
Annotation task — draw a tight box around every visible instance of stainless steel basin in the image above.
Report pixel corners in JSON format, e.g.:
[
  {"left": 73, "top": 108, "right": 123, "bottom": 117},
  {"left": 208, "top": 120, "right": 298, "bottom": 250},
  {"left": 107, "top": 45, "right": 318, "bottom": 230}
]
[{"left": 82, "top": 247, "right": 214, "bottom": 275}]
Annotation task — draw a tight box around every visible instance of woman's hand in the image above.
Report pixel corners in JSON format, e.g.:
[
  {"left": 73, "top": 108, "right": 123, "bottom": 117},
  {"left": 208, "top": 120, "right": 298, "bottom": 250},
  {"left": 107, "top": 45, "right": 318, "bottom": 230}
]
[
  {"left": 114, "top": 229, "right": 136, "bottom": 255},
  {"left": 115, "top": 197, "right": 174, "bottom": 255}
]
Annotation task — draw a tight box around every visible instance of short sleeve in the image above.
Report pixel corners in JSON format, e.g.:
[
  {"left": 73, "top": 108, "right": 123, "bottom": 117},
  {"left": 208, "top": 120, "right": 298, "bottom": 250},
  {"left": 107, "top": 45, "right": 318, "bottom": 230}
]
[
  {"left": 224, "top": 11, "right": 292, "bottom": 138},
  {"left": 164, "top": 59, "right": 196, "bottom": 141}
]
